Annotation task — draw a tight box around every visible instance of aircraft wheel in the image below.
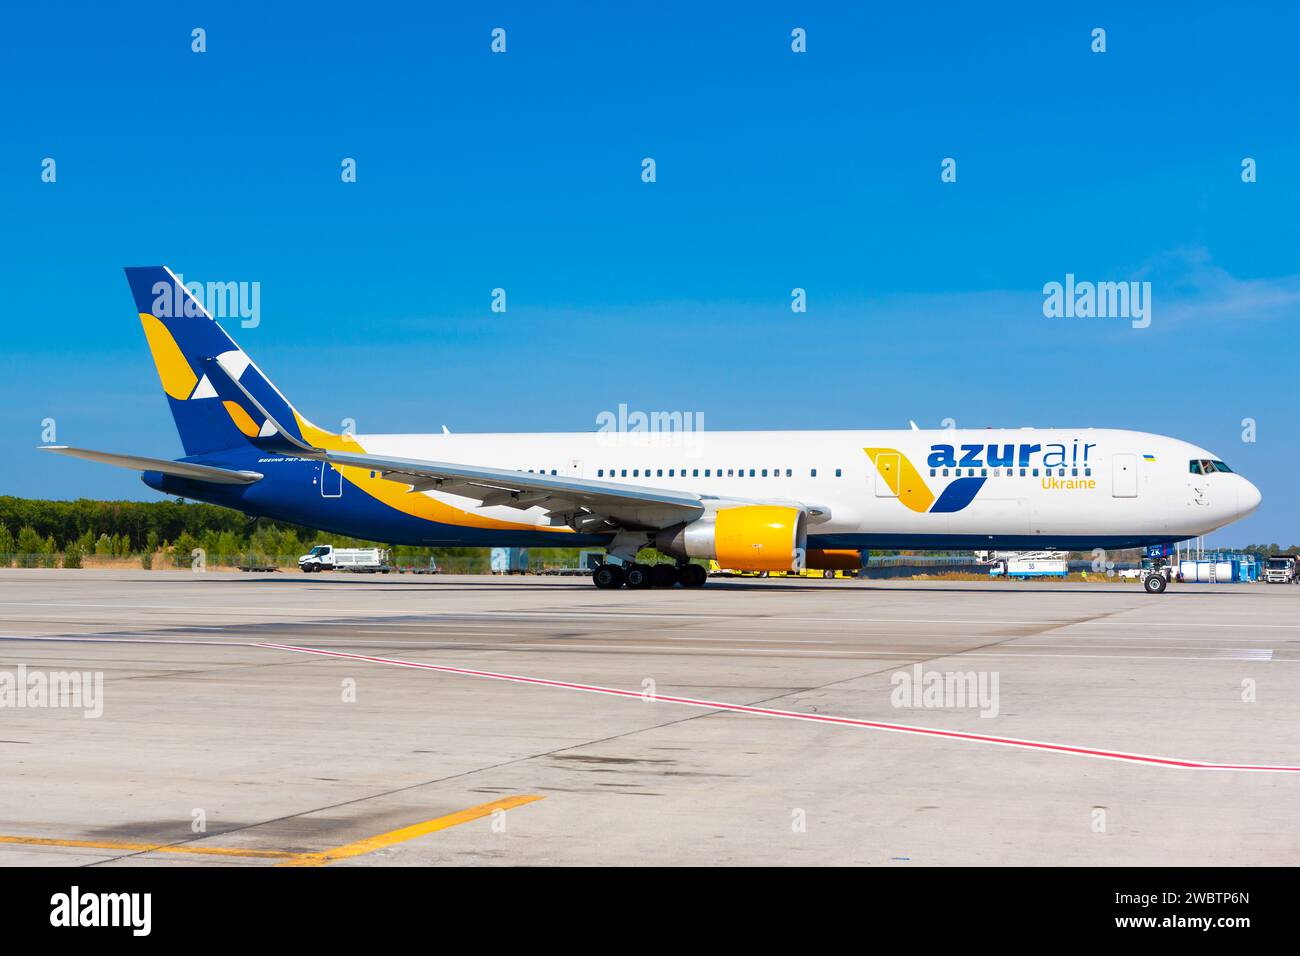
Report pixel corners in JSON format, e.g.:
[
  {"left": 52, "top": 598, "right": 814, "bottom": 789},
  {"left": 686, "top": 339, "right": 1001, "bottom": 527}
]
[
  {"left": 679, "top": 564, "right": 708, "bottom": 588},
  {"left": 1143, "top": 573, "right": 1167, "bottom": 594},
  {"left": 650, "top": 564, "right": 679, "bottom": 588},
  {"left": 624, "top": 564, "right": 654, "bottom": 589},
  {"left": 592, "top": 564, "right": 625, "bottom": 589}
]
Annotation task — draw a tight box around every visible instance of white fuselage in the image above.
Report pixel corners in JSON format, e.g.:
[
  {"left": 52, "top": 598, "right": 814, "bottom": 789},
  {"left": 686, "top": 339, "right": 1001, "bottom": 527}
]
[{"left": 348, "top": 427, "right": 1260, "bottom": 550}]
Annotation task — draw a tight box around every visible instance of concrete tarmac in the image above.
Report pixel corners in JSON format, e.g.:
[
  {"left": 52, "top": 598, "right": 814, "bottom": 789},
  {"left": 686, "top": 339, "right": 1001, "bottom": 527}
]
[{"left": 0, "top": 569, "right": 1297, "bottom": 866}]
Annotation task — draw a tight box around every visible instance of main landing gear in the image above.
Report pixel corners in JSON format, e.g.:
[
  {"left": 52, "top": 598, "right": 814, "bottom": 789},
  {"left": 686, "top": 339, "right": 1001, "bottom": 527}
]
[{"left": 591, "top": 562, "right": 708, "bottom": 590}]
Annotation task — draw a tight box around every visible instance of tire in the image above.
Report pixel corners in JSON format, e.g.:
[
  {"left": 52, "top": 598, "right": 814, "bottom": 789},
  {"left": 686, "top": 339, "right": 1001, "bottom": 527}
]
[
  {"left": 680, "top": 564, "right": 708, "bottom": 588},
  {"left": 624, "top": 564, "right": 654, "bottom": 589},
  {"left": 592, "top": 564, "right": 625, "bottom": 589},
  {"left": 1143, "top": 573, "right": 1167, "bottom": 594},
  {"left": 650, "top": 564, "right": 679, "bottom": 588},
  {"left": 823, "top": 569, "right": 835, "bottom": 579}
]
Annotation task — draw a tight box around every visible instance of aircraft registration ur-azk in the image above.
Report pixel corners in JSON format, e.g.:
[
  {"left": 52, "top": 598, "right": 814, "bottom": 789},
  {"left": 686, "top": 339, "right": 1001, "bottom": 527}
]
[{"left": 42, "top": 267, "right": 1261, "bottom": 592}]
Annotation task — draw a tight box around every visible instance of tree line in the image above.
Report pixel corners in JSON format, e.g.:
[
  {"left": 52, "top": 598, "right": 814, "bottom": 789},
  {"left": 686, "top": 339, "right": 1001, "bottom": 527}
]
[{"left": 0, "top": 497, "right": 582, "bottom": 571}]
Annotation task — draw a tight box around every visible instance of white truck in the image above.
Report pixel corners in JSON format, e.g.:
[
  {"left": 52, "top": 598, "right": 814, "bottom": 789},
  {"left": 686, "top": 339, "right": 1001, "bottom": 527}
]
[
  {"left": 298, "top": 545, "right": 391, "bottom": 573},
  {"left": 978, "top": 551, "right": 1069, "bottom": 580},
  {"left": 1264, "top": 555, "right": 1299, "bottom": 584}
]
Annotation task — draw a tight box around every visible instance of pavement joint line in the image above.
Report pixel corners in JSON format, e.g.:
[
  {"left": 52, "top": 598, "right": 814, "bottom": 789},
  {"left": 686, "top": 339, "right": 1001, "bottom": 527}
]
[{"left": 254, "top": 640, "right": 1300, "bottom": 773}]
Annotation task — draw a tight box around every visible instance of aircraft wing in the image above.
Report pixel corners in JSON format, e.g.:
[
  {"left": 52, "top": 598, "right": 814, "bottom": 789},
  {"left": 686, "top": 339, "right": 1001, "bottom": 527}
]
[
  {"left": 321, "top": 449, "right": 707, "bottom": 530},
  {"left": 208, "top": 361, "right": 823, "bottom": 530}
]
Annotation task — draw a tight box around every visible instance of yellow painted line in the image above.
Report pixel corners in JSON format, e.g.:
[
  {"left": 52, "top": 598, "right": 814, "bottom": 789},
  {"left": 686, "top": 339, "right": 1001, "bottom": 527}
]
[
  {"left": 277, "top": 794, "right": 545, "bottom": 867},
  {"left": 0, "top": 834, "right": 306, "bottom": 860}
]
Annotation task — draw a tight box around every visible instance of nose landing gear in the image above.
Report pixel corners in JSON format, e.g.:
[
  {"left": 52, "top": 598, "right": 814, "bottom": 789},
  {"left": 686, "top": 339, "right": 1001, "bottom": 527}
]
[{"left": 1141, "top": 557, "right": 1172, "bottom": 594}]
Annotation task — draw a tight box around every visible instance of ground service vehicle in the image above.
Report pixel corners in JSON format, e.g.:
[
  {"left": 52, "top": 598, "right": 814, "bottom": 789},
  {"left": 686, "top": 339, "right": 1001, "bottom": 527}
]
[
  {"left": 1264, "top": 555, "right": 1299, "bottom": 584},
  {"left": 298, "top": 545, "right": 391, "bottom": 573}
]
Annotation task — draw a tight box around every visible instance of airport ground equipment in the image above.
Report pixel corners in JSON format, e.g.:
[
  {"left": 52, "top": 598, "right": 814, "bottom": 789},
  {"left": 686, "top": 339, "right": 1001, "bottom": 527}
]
[
  {"left": 1264, "top": 554, "right": 1300, "bottom": 584},
  {"left": 298, "top": 545, "right": 391, "bottom": 573},
  {"left": 1177, "top": 551, "right": 1259, "bottom": 584}
]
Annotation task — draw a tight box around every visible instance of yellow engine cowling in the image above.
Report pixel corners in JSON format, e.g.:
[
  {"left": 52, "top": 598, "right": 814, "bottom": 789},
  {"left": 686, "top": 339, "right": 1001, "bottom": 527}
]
[
  {"left": 656, "top": 505, "right": 807, "bottom": 573},
  {"left": 805, "top": 549, "right": 862, "bottom": 571},
  {"left": 715, "top": 506, "right": 806, "bottom": 571}
]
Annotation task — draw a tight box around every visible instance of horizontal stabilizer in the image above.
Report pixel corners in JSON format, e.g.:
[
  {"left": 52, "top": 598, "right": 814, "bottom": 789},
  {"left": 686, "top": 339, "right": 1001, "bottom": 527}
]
[{"left": 37, "top": 446, "right": 263, "bottom": 485}]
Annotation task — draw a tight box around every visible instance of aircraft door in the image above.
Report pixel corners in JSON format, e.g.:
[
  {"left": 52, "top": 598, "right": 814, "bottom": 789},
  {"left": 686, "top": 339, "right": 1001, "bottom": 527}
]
[
  {"left": 320, "top": 461, "right": 343, "bottom": 498},
  {"left": 874, "top": 453, "right": 900, "bottom": 497},
  {"left": 1112, "top": 454, "right": 1138, "bottom": 498}
]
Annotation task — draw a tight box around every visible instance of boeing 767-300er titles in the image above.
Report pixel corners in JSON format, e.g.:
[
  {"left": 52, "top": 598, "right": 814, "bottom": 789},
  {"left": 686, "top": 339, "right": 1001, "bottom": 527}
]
[{"left": 40, "top": 267, "right": 1261, "bottom": 591}]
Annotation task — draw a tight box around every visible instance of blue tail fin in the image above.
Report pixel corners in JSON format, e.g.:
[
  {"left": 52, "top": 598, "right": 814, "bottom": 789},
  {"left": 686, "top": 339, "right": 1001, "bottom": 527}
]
[{"left": 125, "top": 267, "right": 326, "bottom": 457}]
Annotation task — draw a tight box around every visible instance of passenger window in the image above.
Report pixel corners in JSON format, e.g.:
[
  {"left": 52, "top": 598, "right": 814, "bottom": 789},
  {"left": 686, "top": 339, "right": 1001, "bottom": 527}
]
[
  {"left": 1032, "top": 469, "right": 1039, "bottom": 477},
  {"left": 762, "top": 469, "right": 768, "bottom": 477},
  {"left": 693, "top": 469, "right": 699, "bottom": 477},
  {"left": 597, "top": 469, "right": 604, "bottom": 477},
  {"left": 835, "top": 468, "right": 842, "bottom": 477},
  {"left": 749, "top": 469, "right": 755, "bottom": 477},
  {"left": 811, "top": 468, "right": 818, "bottom": 478},
  {"left": 943, "top": 468, "right": 950, "bottom": 477},
  {"left": 930, "top": 469, "right": 936, "bottom": 477},
  {"left": 980, "top": 469, "right": 987, "bottom": 477},
  {"left": 656, "top": 469, "right": 663, "bottom": 477},
  {"left": 620, "top": 469, "right": 627, "bottom": 477}
]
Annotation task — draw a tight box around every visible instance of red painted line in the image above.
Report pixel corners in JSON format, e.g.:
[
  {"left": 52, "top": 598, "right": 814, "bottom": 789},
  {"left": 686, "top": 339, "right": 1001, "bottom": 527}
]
[{"left": 254, "top": 642, "right": 1300, "bottom": 773}]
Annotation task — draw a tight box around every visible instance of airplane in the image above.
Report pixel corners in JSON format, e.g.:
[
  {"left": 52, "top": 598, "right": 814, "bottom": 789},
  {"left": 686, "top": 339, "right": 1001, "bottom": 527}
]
[{"left": 40, "top": 266, "right": 1262, "bottom": 593}]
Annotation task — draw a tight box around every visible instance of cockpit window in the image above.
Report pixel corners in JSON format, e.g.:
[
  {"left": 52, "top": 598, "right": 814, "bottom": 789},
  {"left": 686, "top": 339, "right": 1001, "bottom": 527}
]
[
  {"left": 1211, "top": 460, "right": 1233, "bottom": 473},
  {"left": 1188, "top": 459, "right": 1233, "bottom": 475}
]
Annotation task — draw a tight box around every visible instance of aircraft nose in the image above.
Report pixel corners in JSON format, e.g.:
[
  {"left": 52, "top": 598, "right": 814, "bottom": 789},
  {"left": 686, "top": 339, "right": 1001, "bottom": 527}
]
[{"left": 1239, "top": 477, "right": 1262, "bottom": 516}]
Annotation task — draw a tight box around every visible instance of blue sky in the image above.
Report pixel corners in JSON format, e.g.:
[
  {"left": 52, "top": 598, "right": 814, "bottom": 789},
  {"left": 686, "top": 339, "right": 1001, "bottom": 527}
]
[{"left": 2, "top": 1, "right": 1297, "bottom": 545}]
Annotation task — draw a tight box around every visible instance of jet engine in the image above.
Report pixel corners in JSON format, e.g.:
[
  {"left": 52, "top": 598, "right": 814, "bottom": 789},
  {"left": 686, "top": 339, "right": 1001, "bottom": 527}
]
[{"left": 655, "top": 505, "right": 807, "bottom": 572}]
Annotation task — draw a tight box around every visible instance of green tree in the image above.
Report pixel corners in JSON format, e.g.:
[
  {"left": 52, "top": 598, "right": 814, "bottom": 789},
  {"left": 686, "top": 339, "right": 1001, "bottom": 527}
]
[
  {"left": 15, "top": 526, "right": 44, "bottom": 568},
  {"left": 41, "top": 535, "right": 58, "bottom": 568}
]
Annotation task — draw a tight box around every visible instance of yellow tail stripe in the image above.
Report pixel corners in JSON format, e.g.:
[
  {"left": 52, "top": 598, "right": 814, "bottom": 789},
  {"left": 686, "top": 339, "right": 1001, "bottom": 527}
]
[{"left": 139, "top": 312, "right": 198, "bottom": 400}]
